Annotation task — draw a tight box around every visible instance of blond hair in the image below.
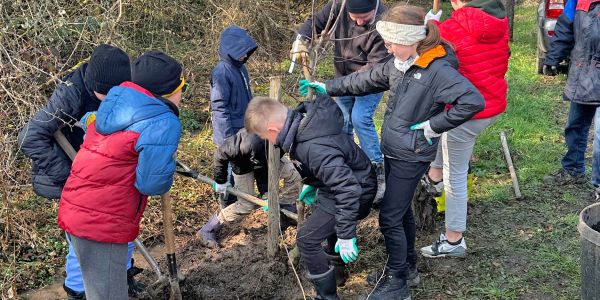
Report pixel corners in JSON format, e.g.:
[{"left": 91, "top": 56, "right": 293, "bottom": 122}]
[
  {"left": 244, "top": 96, "right": 288, "bottom": 134},
  {"left": 382, "top": 4, "right": 450, "bottom": 54}
]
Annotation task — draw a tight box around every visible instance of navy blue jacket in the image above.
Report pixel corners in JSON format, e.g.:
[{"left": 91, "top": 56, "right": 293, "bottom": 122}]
[
  {"left": 210, "top": 26, "right": 258, "bottom": 145},
  {"left": 17, "top": 64, "right": 100, "bottom": 199},
  {"left": 545, "top": 0, "right": 600, "bottom": 104}
]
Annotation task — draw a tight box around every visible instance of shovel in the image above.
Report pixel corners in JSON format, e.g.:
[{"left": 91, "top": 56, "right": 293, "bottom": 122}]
[{"left": 160, "top": 191, "right": 183, "bottom": 300}]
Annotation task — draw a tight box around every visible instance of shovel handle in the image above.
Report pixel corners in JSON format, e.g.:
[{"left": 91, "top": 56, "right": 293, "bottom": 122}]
[
  {"left": 161, "top": 192, "right": 176, "bottom": 255},
  {"left": 433, "top": 0, "right": 440, "bottom": 14}
]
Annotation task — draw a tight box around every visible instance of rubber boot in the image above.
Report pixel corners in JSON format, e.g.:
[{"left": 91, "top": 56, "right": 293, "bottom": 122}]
[
  {"left": 306, "top": 266, "right": 340, "bottom": 300},
  {"left": 323, "top": 252, "right": 349, "bottom": 287},
  {"left": 197, "top": 214, "right": 223, "bottom": 248},
  {"left": 63, "top": 284, "right": 86, "bottom": 300},
  {"left": 127, "top": 259, "right": 146, "bottom": 297}
]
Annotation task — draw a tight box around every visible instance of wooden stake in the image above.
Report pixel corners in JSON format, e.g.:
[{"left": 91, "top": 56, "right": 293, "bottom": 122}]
[
  {"left": 267, "top": 77, "right": 282, "bottom": 258},
  {"left": 500, "top": 131, "right": 522, "bottom": 199},
  {"left": 433, "top": 0, "right": 440, "bottom": 14}
]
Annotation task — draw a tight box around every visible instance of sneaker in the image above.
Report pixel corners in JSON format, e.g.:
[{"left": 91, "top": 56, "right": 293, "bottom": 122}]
[
  {"left": 374, "top": 162, "right": 386, "bottom": 205},
  {"left": 421, "top": 173, "right": 444, "bottom": 197},
  {"left": 420, "top": 233, "right": 467, "bottom": 258},
  {"left": 543, "top": 169, "right": 586, "bottom": 186},
  {"left": 367, "top": 266, "right": 420, "bottom": 287}
]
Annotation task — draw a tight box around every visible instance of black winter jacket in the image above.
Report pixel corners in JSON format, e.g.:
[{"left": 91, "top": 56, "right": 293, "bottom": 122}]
[
  {"left": 326, "top": 45, "right": 485, "bottom": 162},
  {"left": 298, "top": 0, "right": 391, "bottom": 77},
  {"left": 275, "top": 95, "right": 376, "bottom": 239},
  {"left": 545, "top": 0, "right": 600, "bottom": 104},
  {"left": 213, "top": 129, "right": 269, "bottom": 184},
  {"left": 17, "top": 64, "right": 100, "bottom": 199}
]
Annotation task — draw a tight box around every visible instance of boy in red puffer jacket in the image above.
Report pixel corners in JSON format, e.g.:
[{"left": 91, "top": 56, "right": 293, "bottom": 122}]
[{"left": 419, "top": 0, "right": 509, "bottom": 258}]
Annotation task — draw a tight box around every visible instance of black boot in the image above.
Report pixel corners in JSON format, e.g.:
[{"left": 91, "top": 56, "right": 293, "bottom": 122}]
[
  {"left": 63, "top": 284, "right": 86, "bottom": 300},
  {"left": 127, "top": 259, "right": 146, "bottom": 297},
  {"left": 367, "top": 266, "right": 420, "bottom": 287},
  {"left": 323, "top": 252, "right": 349, "bottom": 287},
  {"left": 363, "top": 271, "right": 411, "bottom": 300},
  {"left": 306, "top": 266, "right": 340, "bottom": 300}
]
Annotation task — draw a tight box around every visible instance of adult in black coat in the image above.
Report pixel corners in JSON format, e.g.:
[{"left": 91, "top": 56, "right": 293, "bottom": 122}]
[{"left": 245, "top": 95, "right": 376, "bottom": 299}]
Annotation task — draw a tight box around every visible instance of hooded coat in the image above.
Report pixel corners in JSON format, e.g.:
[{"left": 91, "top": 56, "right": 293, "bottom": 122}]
[
  {"left": 17, "top": 63, "right": 100, "bottom": 199},
  {"left": 58, "top": 82, "right": 181, "bottom": 243},
  {"left": 210, "top": 26, "right": 258, "bottom": 145},
  {"left": 436, "top": 0, "right": 510, "bottom": 119},
  {"left": 545, "top": 0, "right": 600, "bottom": 104},
  {"left": 275, "top": 95, "right": 377, "bottom": 240}
]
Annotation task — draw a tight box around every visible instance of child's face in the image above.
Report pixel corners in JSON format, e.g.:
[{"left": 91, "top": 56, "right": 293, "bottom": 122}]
[
  {"left": 385, "top": 41, "right": 418, "bottom": 61},
  {"left": 451, "top": 0, "right": 466, "bottom": 10},
  {"left": 94, "top": 91, "right": 107, "bottom": 101}
]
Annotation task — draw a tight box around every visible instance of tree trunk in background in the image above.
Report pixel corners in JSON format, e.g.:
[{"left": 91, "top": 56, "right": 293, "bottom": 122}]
[{"left": 504, "top": 0, "right": 516, "bottom": 41}]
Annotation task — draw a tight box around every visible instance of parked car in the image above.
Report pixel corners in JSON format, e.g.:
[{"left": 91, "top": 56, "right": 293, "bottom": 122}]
[{"left": 537, "top": 0, "right": 568, "bottom": 74}]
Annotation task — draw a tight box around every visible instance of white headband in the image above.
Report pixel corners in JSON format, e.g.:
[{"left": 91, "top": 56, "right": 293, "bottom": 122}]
[{"left": 376, "top": 21, "right": 426, "bottom": 45}]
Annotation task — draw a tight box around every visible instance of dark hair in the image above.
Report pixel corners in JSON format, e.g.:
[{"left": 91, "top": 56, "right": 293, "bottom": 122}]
[{"left": 382, "top": 4, "right": 451, "bottom": 54}]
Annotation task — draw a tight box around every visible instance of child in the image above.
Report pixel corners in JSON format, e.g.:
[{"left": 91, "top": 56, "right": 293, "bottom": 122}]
[
  {"left": 57, "top": 51, "right": 184, "bottom": 300},
  {"left": 16, "top": 44, "right": 142, "bottom": 299},
  {"left": 198, "top": 128, "right": 302, "bottom": 248},
  {"left": 299, "top": 4, "right": 485, "bottom": 298},
  {"left": 419, "top": 0, "right": 509, "bottom": 258},
  {"left": 211, "top": 25, "right": 258, "bottom": 207},
  {"left": 245, "top": 95, "right": 377, "bottom": 299}
]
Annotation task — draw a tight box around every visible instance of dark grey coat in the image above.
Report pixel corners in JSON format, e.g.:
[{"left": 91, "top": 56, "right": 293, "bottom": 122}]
[
  {"left": 298, "top": 0, "right": 391, "bottom": 77},
  {"left": 545, "top": 1, "right": 600, "bottom": 104},
  {"left": 326, "top": 45, "right": 485, "bottom": 162},
  {"left": 275, "top": 95, "right": 376, "bottom": 239}
]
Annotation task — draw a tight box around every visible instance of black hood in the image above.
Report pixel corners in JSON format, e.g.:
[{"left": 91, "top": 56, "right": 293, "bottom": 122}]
[{"left": 295, "top": 95, "right": 344, "bottom": 142}]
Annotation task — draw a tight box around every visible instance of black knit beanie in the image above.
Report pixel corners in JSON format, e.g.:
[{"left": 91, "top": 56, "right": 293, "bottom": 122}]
[
  {"left": 132, "top": 51, "right": 182, "bottom": 96},
  {"left": 347, "top": 0, "right": 377, "bottom": 13},
  {"left": 84, "top": 44, "right": 131, "bottom": 95}
]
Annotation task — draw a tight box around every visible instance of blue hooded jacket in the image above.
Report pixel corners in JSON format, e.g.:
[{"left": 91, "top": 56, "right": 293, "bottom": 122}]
[
  {"left": 95, "top": 82, "right": 182, "bottom": 196},
  {"left": 210, "top": 25, "right": 258, "bottom": 145}
]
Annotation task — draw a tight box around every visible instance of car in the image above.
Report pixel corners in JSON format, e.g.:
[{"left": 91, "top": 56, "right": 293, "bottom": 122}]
[{"left": 536, "top": 0, "right": 567, "bottom": 74}]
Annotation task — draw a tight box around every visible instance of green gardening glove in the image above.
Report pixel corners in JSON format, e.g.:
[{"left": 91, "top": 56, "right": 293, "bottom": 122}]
[
  {"left": 298, "top": 79, "right": 326, "bottom": 97},
  {"left": 298, "top": 184, "right": 317, "bottom": 205},
  {"left": 335, "top": 237, "right": 359, "bottom": 263}
]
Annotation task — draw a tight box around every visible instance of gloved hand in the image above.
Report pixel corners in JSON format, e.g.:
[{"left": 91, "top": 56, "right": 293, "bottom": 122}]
[
  {"left": 424, "top": 9, "right": 442, "bottom": 23},
  {"left": 212, "top": 182, "right": 230, "bottom": 198},
  {"left": 79, "top": 111, "right": 97, "bottom": 132},
  {"left": 298, "top": 184, "right": 317, "bottom": 205},
  {"left": 298, "top": 79, "right": 326, "bottom": 97},
  {"left": 543, "top": 65, "right": 558, "bottom": 76},
  {"left": 290, "top": 37, "right": 310, "bottom": 61},
  {"left": 410, "top": 120, "right": 441, "bottom": 145},
  {"left": 335, "top": 237, "right": 359, "bottom": 264}
]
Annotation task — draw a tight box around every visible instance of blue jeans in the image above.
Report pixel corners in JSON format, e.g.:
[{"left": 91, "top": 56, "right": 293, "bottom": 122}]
[
  {"left": 561, "top": 102, "right": 600, "bottom": 185},
  {"left": 336, "top": 93, "right": 384, "bottom": 163},
  {"left": 65, "top": 234, "right": 135, "bottom": 293}
]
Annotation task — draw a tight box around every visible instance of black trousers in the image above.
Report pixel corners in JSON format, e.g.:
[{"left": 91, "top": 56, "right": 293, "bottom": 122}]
[
  {"left": 296, "top": 208, "right": 338, "bottom": 275},
  {"left": 379, "top": 157, "right": 428, "bottom": 278}
]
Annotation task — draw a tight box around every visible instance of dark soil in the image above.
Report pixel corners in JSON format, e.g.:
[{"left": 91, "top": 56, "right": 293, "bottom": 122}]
[
  {"left": 138, "top": 211, "right": 307, "bottom": 300},
  {"left": 592, "top": 221, "right": 600, "bottom": 233}
]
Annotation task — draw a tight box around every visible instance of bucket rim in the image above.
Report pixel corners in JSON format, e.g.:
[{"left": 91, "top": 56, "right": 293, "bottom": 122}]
[{"left": 578, "top": 202, "right": 600, "bottom": 247}]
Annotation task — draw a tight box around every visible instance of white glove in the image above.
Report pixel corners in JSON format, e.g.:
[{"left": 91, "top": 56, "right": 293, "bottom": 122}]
[
  {"left": 334, "top": 237, "right": 359, "bottom": 264},
  {"left": 424, "top": 9, "right": 442, "bottom": 24},
  {"left": 212, "top": 182, "right": 230, "bottom": 198},
  {"left": 410, "top": 120, "right": 441, "bottom": 145}
]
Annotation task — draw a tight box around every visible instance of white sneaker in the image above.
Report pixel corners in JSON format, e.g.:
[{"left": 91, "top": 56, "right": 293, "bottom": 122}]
[{"left": 420, "top": 233, "right": 467, "bottom": 258}]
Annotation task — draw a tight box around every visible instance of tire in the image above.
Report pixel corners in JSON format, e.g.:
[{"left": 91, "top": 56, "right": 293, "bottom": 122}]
[{"left": 536, "top": 47, "right": 545, "bottom": 75}]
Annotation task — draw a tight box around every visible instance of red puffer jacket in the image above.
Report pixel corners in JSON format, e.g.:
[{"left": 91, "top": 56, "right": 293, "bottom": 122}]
[{"left": 437, "top": 2, "right": 510, "bottom": 119}]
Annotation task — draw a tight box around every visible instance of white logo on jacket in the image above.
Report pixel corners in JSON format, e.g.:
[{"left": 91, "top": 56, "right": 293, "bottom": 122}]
[{"left": 414, "top": 73, "right": 422, "bottom": 80}]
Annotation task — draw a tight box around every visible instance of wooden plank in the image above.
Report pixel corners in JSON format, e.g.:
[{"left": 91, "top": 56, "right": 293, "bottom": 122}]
[
  {"left": 500, "top": 131, "right": 522, "bottom": 199},
  {"left": 267, "top": 76, "right": 282, "bottom": 257}
]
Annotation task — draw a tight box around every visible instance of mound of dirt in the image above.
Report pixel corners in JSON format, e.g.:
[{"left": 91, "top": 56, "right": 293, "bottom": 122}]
[{"left": 139, "top": 210, "right": 307, "bottom": 299}]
